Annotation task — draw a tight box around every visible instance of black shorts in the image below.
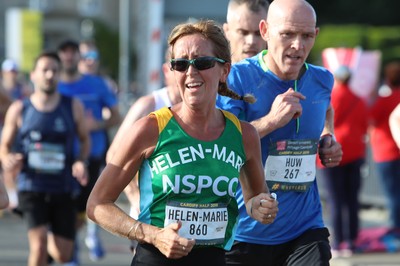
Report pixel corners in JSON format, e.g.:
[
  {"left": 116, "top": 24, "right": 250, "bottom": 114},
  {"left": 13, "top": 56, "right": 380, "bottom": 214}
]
[
  {"left": 18, "top": 191, "right": 77, "bottom": 240},
  {"left": 225, "top": 228, "right": 331, "bottom": 266},
  {"left": 132, "top": 243, "right": 226, "bottom": 266},
  {"left": 76, "top": 157, "right": 104, "bottom": 212}
]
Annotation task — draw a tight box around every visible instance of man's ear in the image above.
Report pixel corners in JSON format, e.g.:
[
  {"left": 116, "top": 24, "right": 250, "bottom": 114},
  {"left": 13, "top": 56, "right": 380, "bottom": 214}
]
[
  {"left": 30, "top": 71, "right": 35, "bottom": 83},
  {"left": 259, "top": 20, "right": 268, "bottom": 41},
  {"left": 315, "top": 27, "right": 320, "bottom": 36},
  {"left": 223, "top": 23, "right": 229, "bottom": 36}
]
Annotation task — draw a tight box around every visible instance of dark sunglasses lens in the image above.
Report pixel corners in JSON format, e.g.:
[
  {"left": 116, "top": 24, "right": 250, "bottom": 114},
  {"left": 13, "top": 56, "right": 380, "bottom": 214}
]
[
  {"left": 194, "top": 58, "right": 216, "bottom": 70},
  {"left": 171, "top": 60, "right": 189, "bottom": 72}
]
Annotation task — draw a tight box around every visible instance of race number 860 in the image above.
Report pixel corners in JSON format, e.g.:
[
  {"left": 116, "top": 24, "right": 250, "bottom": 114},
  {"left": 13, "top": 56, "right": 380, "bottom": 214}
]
[{"left": 189, "top": 224, "right": 207, "bottom": 235}]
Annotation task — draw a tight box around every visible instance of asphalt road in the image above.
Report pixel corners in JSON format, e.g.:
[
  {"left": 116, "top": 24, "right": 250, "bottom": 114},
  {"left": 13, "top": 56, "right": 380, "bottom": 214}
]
[
  {"left": 0, "top": 201, "right": 133, "bottom": 266},
  {"left": 1, "top": 201, "right": 400, "bottom": 266}
]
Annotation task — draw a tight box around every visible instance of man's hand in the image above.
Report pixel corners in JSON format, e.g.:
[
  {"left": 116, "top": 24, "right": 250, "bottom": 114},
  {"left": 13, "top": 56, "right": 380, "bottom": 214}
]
[
  {"left": 318, "top": 134, "right": 343, "bottom": 167},
  {"left": 248, "top": 193, "right": 279, "bottom": 224},
  {"left": 267, "top": 88, "right": 306, "bottom": 130},
  {"left": 1, "top": 153, "right": 23, "bottom": 172},
  {"left": 72, "top": 160, "right": 88, "bottom": 186}
]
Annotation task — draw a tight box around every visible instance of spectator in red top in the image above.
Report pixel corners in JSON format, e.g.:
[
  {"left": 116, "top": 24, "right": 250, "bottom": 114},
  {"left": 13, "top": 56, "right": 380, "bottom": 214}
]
[
  {"left": 369, "top": 58, "right": 400, "bottom": 233},
  {"left": 318, "top": 65, "right": 368, "bottom": 257}
]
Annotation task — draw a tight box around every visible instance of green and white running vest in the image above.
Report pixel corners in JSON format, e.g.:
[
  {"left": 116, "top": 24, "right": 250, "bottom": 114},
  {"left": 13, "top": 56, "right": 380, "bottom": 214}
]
[{"left": 138, "top": 107, "right": 246, "bottom": 250}]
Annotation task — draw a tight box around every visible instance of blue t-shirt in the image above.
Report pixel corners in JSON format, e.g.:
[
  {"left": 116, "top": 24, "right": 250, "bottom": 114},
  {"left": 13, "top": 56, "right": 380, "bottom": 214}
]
[
  {"left": 58, "top": 74, "right": 118, "bottom": 158},
  {"left": 216, "top": 51, "right": 334, "bottom": 245}
]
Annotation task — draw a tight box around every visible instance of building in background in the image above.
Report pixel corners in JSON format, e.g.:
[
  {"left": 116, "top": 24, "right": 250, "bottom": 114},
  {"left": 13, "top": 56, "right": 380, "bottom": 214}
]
[{"left": 0, "top": 0, "right": 228, "bottom": 95}]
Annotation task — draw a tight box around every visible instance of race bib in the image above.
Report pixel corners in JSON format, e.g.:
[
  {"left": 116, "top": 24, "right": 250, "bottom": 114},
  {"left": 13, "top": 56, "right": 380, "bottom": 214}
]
[
  {"left": 265, "top": 139, "right": 318, "bottom": 192},
  {"left": 28, "top": 142, "right": 65, "bottom": 174},
  {"left": 164, "top": 201, "right": 228, "bottom": 245}
]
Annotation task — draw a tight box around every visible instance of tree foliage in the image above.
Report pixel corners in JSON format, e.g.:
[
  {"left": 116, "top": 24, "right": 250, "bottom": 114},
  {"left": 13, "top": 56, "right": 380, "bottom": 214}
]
[
  {"left": 308, "top": 0, "right": 400, "bottom": 26},
  {"left": 300, "top": 0, "right": 400, "bottom": 67}
]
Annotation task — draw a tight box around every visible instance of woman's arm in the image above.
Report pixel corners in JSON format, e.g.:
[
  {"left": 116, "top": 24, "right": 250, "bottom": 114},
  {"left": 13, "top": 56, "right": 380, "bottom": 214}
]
[
  {"left": 86, "top": 115, "right": 195, "bottom": 258},
  {"left": 239, "top": 121, "right": 279, "bottom": 224}
]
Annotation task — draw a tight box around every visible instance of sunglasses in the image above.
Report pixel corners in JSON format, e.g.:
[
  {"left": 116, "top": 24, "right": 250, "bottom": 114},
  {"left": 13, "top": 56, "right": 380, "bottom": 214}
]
[
  {"left": 170, "top": 56, "right": 226, "bottom": 72},
  {"left": 82, "top": 51, "right": 99, "bottom": 60}
]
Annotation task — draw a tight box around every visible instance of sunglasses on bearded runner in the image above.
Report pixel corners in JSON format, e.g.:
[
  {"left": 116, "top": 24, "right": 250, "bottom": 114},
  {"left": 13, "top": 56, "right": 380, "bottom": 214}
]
[{"left": 170, "top": 56, "right": 226, "bottom": 72}]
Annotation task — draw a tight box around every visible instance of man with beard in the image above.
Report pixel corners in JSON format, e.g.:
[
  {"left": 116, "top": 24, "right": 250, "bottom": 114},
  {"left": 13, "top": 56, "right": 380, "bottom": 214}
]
[{"left": 0, "top": 51, "right": 90, "bottom": 265}]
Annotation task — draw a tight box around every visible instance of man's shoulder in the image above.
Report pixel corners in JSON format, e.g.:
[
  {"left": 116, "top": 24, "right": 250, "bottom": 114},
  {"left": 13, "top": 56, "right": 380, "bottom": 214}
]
[
  {"left": 232, "top": 55, "right": 260, "bottom": 70},
  {"left": 229, "top": 56, "right": 262, "bottom": 83},
  {"left": 131, "top": 93, "right": 156, "bottom": 115},
  {"left": 306, "top": 63, "right": 334, "bottom": 86},
  {"left": 81, "top": 74, "right": 109, "bottom": 87},
  {"left": 307, "top": 63, "right": 333, "bottom": 77},
  {"left": 66, "top": 74, "right": 112, "bottom": 96}
]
